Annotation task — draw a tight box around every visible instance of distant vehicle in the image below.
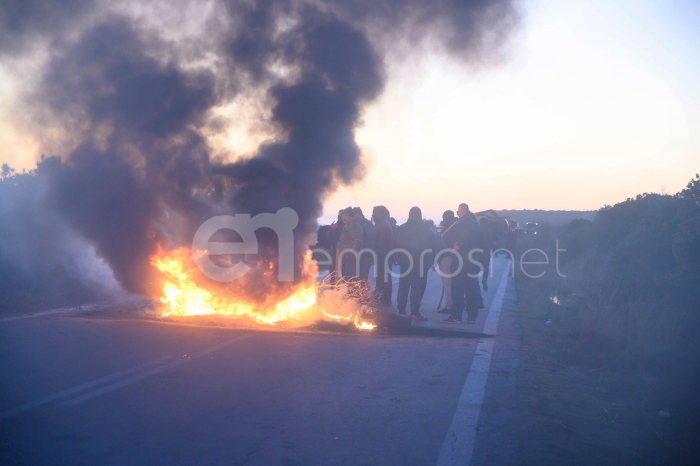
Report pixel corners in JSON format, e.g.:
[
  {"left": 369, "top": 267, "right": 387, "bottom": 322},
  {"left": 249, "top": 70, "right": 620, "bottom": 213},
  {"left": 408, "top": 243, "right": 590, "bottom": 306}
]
[
  {"left": 474, "top": 210, "right": 510, "bottom": 250},
  {"left": 524, "top": 222, "right": 539, "bottom": 231}
]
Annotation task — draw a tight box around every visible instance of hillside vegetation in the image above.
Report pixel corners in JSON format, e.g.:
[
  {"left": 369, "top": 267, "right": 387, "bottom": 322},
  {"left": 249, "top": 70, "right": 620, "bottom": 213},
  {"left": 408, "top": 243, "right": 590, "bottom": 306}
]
[{"left": 510, "top": 174, "right": 700, "bottom": 464}]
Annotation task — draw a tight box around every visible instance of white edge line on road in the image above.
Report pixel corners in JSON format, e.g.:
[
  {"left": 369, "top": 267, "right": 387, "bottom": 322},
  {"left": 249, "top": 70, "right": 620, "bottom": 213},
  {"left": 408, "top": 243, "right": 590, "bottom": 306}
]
[
  {"left": 63, "top": 335, "right": 252, "bottom": 406},
  {"left": 436, "top": 260, "right": 511, "bottom": 466},
  {"left": 0, "top": 302, "right": 113, "bottom": 323}
]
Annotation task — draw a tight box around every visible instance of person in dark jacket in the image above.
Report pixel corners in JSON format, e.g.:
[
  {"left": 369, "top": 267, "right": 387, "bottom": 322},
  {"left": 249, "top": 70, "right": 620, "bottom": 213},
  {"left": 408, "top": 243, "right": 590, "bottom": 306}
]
[
  {"left": 479, "top": 217, "right": 498, "bottom": 282},
  {"left": 372, "top": 205, "right": 394, "bottom": 306},
  {"left": 459, "top": 202, "right": 477, "bottom": 221},
  {"left": 388, "top": 216, "right": 399, "bottom": 281},
  {"left": 337, "top": 208, "right": 363, "bottom": 282},
  {"left": 437, "top": 210, "right": 457, "bottom": 313},
  {"left": 441, "top": 203, "right": 489, "bottom": 324},
  {"left": 326, "top": 209, "right": 345, "bottom": 284},
  {"left": 389, "top": 217, "right": 398, "bottom": 241},
  {"left": 353, "top": 207, "right": 375, "bottom": 282},
  {"left": 395, "top": 207, "right": 432, "bottom": 322}
]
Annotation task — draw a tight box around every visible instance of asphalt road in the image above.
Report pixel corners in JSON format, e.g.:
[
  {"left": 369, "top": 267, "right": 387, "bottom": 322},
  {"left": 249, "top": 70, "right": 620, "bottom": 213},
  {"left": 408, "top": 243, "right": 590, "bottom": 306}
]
[{"left": 0, "top": 257, "right": 517, "bottom": 466}]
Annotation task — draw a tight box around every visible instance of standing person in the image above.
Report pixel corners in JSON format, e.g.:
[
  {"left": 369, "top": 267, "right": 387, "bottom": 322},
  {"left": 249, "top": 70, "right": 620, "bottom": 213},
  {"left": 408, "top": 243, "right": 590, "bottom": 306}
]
[
  {"left": 441, "top": 203, "right": 489, "bottom": 324},
  {"left": 396, "top": 207, "right": 433, "bottom": 322},
  {"left": 354, "top": 207, "right": 375, "bottom": 281},
  {"left": 337, "top": 208, "right": 363, "bottom": 282},
  {"left": 459, "top": 202, "right": 477, "bottom": 221},
  {"left": 388, "top": 216, "right": 399, "bottom": 287},
  {"left": 372, "top": 205, "right": 393, "bottom": 306},
  {"left": 479, "top": 217, "right": 496, "bottom": 263},
  {"left": 326, "top": 209, "right": 345, "bottom": 284},
  {"left": 439, "top": 210, "right": 456, "bottom": 232},
  {"left": 389, "top": 217, "right": 398, "bottom": 244},
  {"left": 437, "top": 210, "right": 456, "bottom": 314}
]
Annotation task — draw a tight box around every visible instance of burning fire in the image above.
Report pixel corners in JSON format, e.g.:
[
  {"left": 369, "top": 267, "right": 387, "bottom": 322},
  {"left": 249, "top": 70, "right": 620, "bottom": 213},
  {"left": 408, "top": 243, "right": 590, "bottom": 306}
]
[
  {"left": 150, "top": 247, "right": 376, "bottom": 330},
  {"left": 152, "top": 248, "right": 318, "bottom": 325},
  {"left": 322, "top": 310, "right": 377, "bottom": 331},
  {"left": 355, "top": 319, "right": 377, "bottom": 331}
]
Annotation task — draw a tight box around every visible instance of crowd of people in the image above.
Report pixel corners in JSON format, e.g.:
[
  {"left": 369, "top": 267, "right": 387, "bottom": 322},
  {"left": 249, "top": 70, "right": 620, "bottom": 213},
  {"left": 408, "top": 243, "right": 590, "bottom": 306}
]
[{"left": 324, "top": 203, "right": 492, "bottom": 324}]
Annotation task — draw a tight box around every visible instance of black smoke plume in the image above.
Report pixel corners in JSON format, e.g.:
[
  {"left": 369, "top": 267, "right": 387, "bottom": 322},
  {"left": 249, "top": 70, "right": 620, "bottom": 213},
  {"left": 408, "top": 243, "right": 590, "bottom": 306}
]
[{"left": 0, "top": 0, "right": 519, "bottom": 310}]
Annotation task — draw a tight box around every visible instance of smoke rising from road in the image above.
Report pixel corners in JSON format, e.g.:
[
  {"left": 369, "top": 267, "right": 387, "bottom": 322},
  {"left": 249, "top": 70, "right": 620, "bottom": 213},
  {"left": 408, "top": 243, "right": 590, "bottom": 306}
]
[{"left": 0, "top": 0, "right": 519, "bottom": 308}]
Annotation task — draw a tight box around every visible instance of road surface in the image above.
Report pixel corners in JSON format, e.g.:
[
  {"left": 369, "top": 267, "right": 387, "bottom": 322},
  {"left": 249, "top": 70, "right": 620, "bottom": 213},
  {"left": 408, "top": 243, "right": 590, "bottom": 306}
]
[{"left": 0, "top": 257, "right": 517, "bottom": 466}]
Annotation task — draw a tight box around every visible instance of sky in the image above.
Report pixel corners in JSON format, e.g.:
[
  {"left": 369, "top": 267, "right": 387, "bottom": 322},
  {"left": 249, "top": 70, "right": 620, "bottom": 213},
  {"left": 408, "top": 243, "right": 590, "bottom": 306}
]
[
  {"left": 1, "top": 0, "right": 699, "bottom": 225},
  {"left": 325, "top": 0, "right": 700, "bottom": 222}
]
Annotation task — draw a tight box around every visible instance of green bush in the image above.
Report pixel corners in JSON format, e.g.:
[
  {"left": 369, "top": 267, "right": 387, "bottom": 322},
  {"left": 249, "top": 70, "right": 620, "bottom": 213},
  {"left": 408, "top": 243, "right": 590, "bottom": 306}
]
[{"left": 516, "top": 175, "right": 700, "bottom": 356}]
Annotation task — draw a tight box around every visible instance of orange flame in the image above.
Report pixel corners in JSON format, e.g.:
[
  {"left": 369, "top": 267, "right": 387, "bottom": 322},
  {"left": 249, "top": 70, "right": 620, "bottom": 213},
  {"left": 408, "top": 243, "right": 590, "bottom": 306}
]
[
  {"left": 321, "top": 309, "right": 377, "bottom": 330},
  {"left": 150, "top": 247, "right": 376, "bottom": 331},
  {"left": 354, "top": 317, "right": 377, "bottom": 331},
  {"left": 152, "top": 247, "right": 318, "bottom": 325},
  {"left": 322, "top": 310, "right": 352, "bottom": 320}
]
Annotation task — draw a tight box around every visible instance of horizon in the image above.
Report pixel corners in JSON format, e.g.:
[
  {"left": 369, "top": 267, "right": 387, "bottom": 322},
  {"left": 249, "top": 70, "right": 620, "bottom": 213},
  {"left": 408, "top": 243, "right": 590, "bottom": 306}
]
[
  {"left": 318, "top": 179, "right": 692, "bottom": 225},
  {"left": 2, "top": 0, "right": 699, "bottom": 221}
]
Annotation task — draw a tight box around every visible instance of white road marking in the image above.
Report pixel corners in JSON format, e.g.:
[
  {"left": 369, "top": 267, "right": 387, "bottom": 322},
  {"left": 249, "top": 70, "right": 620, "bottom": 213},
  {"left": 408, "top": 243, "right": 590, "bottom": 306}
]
[
  {"left": 0, "top": 356, "right": 170, "bottom": 420},
  {"left": 436, "top": 261, "right": 511, "bottom": 466},
  {"left": 0, "top": 302, "right": 112, "bottom": 323},
  {"left": 63, "top": 335, "right": 252, "bottom": 405},
  {"left": 0, "top": 335, "right": 251, "bottom": 419}
]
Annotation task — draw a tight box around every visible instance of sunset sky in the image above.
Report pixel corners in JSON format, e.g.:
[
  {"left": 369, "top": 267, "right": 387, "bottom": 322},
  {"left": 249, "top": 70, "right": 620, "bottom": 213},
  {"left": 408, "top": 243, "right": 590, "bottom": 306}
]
[
  {"left": 325, "top": 0, "right": 700, "bottom": 222},
  {"left": 1, "top": 0, "right": 699, "bottom": 224}
]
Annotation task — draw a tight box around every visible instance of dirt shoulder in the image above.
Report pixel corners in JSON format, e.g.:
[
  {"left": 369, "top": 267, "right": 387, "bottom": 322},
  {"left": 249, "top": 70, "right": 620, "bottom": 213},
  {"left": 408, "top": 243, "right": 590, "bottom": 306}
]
[{"left": 503, "top": 278, "right": 700, "bottom": 465}]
